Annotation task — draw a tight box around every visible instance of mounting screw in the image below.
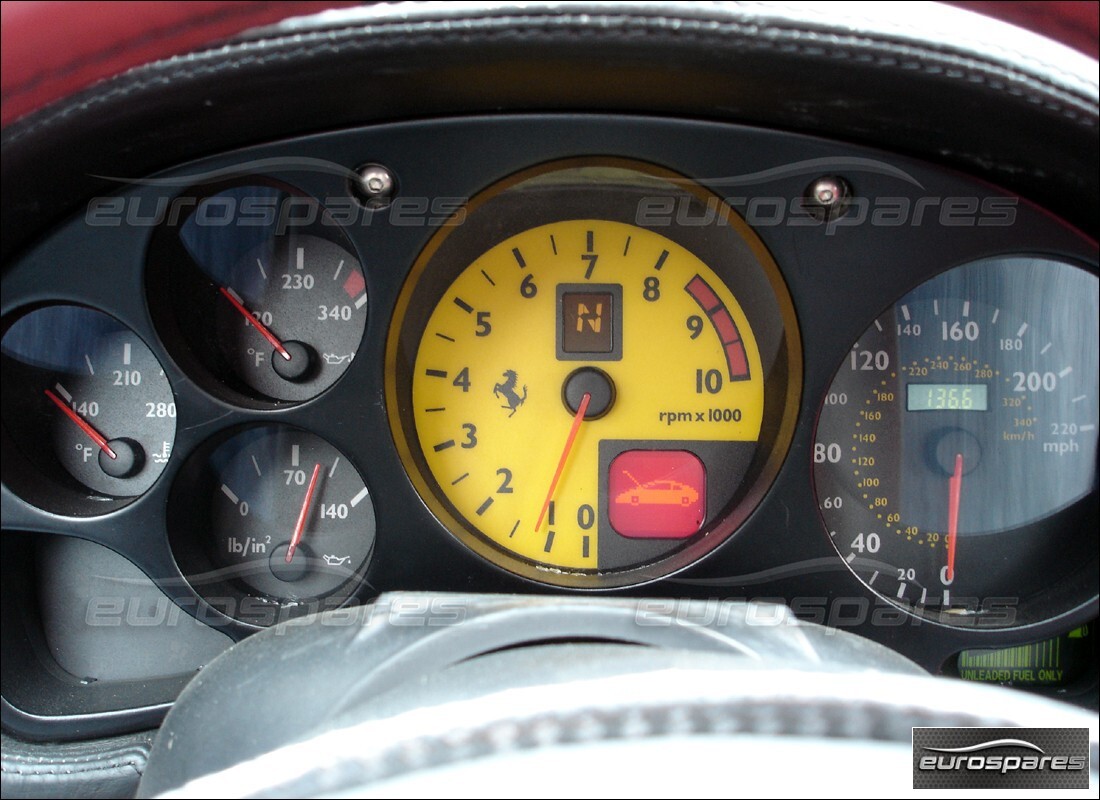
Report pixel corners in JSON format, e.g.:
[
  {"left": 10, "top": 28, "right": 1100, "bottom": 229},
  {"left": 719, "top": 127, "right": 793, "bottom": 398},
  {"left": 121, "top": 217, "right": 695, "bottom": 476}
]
[
  {"left": 803, "top": 175, "right": 852, "bottom": 221},
  {"left": 353, "top": 163, "right": 397, "bottom": 208}
]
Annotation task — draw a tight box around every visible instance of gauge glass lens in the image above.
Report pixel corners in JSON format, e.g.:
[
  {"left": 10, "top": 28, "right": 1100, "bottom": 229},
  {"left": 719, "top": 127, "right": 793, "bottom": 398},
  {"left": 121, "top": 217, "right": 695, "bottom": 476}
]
[
  {"left": 149, "top": 184, "right": 366, "bottom": 404},
  {"left": 388, "top": 160, "right": 801, "bottom": 587},
  {"left": 207, "top": 426, "right": 376, "bottom": 604},
  {"left": 814, "top": 257, "right": 1098, "bottom": 625},
  {"left": 1, "top": 305, "right": 175, "bottom": 509}
]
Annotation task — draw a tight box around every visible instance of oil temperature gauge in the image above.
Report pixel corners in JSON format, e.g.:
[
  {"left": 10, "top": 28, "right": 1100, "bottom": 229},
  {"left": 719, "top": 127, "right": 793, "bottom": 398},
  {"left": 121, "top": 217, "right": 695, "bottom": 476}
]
[
  {"left": 147, "top": 184, "right": 367, "bottom": 404},
  {"left": 170, "top": 425, "right": 376, "bottom": 624}
]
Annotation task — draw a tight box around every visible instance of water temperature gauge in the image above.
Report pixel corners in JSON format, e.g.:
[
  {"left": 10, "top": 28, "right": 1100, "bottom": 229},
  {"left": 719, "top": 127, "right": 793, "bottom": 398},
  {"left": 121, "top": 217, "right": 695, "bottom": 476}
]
[
  {"left": 1, "top": 304, "right": 175, "bottom": 513},
  {"left": 170, "top": 425, "right": 376, "bottom": 625}
]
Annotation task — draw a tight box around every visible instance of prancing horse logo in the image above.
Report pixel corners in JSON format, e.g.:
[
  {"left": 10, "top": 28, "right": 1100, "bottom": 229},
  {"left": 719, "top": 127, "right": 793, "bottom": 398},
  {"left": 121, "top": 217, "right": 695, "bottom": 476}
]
[{"left": 493, "top": 370, "right": 528, "bottom": 417}]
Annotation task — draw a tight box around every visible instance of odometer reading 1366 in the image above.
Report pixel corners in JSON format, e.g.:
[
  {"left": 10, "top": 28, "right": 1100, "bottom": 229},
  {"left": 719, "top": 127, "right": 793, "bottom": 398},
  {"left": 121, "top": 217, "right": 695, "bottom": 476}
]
[{"left": 814, "top": 257, "right": 1098, "bottom": 626}]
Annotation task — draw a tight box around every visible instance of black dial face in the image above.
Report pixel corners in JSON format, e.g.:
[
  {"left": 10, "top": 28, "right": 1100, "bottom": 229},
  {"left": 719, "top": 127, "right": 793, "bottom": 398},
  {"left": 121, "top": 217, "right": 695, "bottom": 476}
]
[
  {"left": 148, "top": 184, "right": 367, "bottom": 404},
  {"left": 1, "top": 305, "right": 175, "bottom": 511},
  {"left": 171, "top": 425, "right": 377, "bottom": 625},
  {"left": 814, "top": 257, "right": 1099, "bottom": 626}
]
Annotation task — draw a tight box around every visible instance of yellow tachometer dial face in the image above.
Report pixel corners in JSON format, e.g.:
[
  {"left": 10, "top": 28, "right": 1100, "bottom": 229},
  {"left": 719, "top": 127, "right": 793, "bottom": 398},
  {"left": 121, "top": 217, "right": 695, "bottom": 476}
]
[
  {"left": 413, "top": 219, "right": 765, "bottom": 569},
  {"left": 387, "top": 158, "right": 801, "bottom": 587}
]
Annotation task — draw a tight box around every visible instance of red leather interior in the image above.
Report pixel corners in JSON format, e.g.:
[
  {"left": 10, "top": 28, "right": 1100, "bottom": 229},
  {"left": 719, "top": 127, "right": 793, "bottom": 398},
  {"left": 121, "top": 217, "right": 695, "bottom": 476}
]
[
  {"left": 1, "top": 1, "right": 1097, "bottom": 128},
  {"left": 0, "top": 1, "right": 356, "bottom": 126}
]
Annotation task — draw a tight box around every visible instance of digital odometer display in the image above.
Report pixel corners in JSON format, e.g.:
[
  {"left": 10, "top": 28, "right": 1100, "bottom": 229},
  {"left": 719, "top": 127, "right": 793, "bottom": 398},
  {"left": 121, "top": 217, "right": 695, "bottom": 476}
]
[{"left": 907, "top": 383, "right": 988, "bottom": 412}]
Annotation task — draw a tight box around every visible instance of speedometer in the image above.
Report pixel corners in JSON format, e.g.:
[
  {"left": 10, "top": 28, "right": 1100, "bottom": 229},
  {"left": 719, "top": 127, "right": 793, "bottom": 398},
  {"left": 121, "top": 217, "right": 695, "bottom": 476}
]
[
  {"left": 387, "top": 159, "right": 801, "bottom": 587},
  {"left": 814, "top": 256, "right": 1099, "bottom": 626}
]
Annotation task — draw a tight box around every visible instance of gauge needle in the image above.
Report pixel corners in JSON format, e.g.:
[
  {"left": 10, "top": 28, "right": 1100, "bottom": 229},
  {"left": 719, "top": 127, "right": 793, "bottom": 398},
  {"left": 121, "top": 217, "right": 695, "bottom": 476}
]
[
  {"left": 218, "top": 286, "right": 292, "bottom": 361},
  {"left": 286, "top": 463, "right": 322, "bottom": 563},
  {"left": 946, "top": 452, "right": 963, "bottom": 583},
  {"left": 44, "top": 388, "right": 117, "bottom": 460},
  {"left": 535, "top": 392, "right": 591, "bottom": 531}
]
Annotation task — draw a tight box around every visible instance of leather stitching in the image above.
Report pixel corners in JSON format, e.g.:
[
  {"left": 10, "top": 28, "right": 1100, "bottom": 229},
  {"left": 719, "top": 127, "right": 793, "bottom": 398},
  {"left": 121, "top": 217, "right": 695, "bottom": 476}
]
[
  {"left": 728, "top": 1, "right": 1098, "bottom": 88},
  {"left": 0, "top": 759, "right": 142, "bottom": 777},
  {"left": 3, "top": 12, "right": 1097, "bottom": 149}
]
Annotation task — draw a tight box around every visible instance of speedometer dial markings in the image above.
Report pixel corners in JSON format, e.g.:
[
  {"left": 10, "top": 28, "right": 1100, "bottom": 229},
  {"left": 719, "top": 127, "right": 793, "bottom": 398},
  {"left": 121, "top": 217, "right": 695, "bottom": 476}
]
[{"left": 814, "top": 257, "right": 1098, "bottom": 625}]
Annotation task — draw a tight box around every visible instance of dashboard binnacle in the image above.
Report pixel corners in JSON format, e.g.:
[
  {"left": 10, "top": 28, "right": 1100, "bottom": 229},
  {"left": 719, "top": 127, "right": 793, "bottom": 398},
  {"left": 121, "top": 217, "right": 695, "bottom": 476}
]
[{"left": 1, "top": 116, "right": 1097, "bottom": 739}]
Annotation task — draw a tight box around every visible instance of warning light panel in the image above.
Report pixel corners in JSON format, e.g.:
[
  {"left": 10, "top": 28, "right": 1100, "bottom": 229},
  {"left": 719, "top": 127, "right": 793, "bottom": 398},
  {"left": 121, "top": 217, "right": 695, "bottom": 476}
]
[{"left": 609, "top": 449, "right": 706, "bottom": 538}]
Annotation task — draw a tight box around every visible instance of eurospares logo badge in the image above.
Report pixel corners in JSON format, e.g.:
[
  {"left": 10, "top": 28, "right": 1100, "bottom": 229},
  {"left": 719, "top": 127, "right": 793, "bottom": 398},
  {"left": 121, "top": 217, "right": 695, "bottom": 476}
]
[{"left": 913, "top": 728, "right": 1089, "bottom": 789}]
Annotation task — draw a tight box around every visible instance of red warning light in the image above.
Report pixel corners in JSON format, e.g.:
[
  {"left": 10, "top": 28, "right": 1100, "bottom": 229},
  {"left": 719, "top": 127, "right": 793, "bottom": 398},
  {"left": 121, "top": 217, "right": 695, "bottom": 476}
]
[{"left": 608, "top": 450, "right": 706, "bottom": 538}]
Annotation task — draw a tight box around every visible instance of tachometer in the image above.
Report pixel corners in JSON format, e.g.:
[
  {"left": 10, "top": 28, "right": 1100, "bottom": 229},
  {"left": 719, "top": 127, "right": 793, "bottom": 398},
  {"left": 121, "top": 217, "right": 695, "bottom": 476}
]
[
  {"left": 387, "top": 159, "right": 801, "bottom": 587},
  {"left": 814, "top": 256, "right": 1098, "bottom": 626}
]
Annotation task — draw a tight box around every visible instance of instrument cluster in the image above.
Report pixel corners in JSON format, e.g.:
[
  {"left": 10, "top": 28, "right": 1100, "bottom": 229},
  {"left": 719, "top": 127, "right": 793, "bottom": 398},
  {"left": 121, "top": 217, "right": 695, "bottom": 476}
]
[{"left": 2, "top": 117, "right": 1096, "bottom": 736}]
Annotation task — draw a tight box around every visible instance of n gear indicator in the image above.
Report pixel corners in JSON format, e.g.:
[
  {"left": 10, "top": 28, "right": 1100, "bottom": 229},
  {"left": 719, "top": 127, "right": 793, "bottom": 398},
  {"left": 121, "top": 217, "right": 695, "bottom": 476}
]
[{"left": 557, "top": 284, "right": 623, "bottom": 361}]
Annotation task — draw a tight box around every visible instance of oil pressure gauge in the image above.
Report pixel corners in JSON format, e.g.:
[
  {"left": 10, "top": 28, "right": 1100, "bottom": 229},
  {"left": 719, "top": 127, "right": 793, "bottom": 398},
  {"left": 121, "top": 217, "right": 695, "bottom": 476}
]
[
  {"left": 387, "top": 159, "right": 802, "bottom": 587},
  {"left": 169, "top": 425, "right": 376, "bottom": 626}
]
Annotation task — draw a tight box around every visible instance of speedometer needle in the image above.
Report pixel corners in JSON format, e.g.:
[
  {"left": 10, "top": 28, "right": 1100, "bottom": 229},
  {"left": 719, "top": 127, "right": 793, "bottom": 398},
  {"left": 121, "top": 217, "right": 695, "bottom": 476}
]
[
  {"left": 535, "top": 392, "right": 591, "bottom": 531},
  {"left": 946, "top": 452, "right": 963, "bottom": 583},
  {"left": 286, "top": 463, "right": 322, "bottom": 563},
  {"left": 44, "top": 388, "right": 117, "bottom": 460},
  {"left": 219, "top": 286, "right": 292, "bottom": 362}
]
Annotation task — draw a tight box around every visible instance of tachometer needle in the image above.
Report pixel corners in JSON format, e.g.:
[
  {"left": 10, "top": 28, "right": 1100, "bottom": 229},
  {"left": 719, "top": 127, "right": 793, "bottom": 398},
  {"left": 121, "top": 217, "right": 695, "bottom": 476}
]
[
  {"left": 535, "top": 392, "right": 591, "bottom": 531},
  {"left": 44, "top": 388, "right": 116, "bottom": 460},
  {"left": 946, "top": 452, "right": 963, "bottom": 583},
  {"left": 219, "top": 286, "right": 292, "bottom": 361},
  {"left": 286, "top": 463, "right": 322, "bottom": 563}
]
